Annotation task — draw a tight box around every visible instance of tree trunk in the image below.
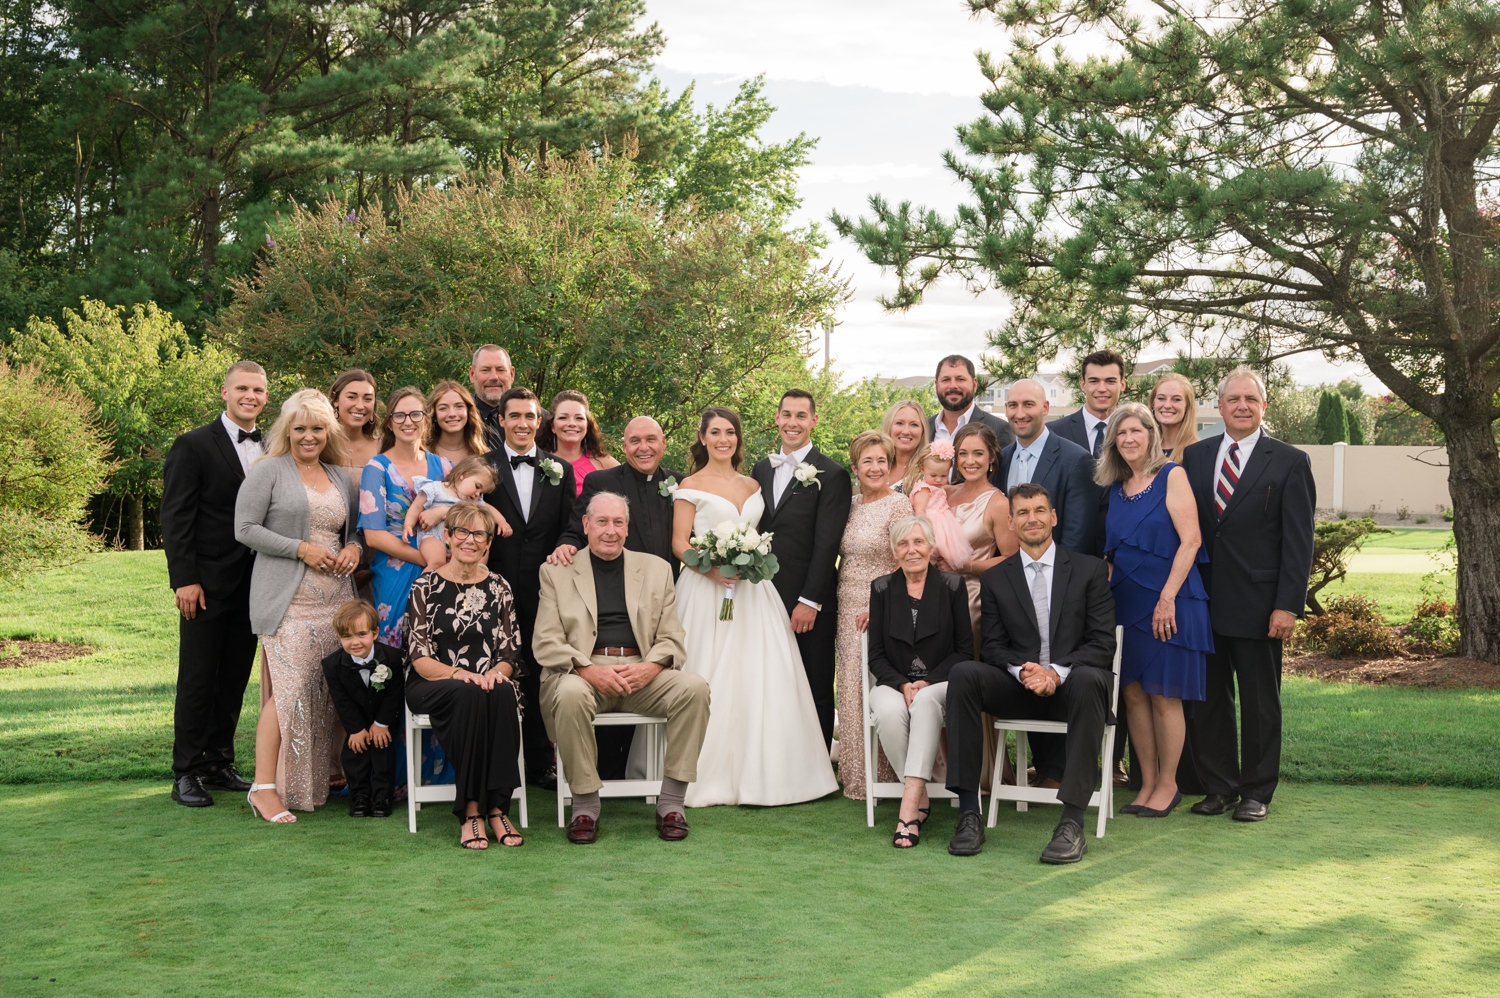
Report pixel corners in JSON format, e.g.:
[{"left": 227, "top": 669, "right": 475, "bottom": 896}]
[
  {"left": 128, "top": 494, "right": 145, "bottom": 552},
  {"left": 1443, "top": 416, "right": 1500, "bottom": 661}
]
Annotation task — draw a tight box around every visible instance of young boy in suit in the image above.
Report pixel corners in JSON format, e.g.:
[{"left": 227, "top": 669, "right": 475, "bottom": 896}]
[{"left": 321, "top": 601, "right": 405, "bottom": 817}]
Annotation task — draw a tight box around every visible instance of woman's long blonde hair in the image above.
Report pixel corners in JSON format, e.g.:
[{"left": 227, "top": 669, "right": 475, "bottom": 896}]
[
  {"left": 1094, "top": 402, "right": 1167, "bottom": 486},
  {"left": 263, "top": 388, "right": 351, "bottom": 467},
  {"left": 882, "top": 399, "right": 932, "bottom": 493},
  {"left": 1150, "top": 373, "right": 1200, "bottom": 453}
]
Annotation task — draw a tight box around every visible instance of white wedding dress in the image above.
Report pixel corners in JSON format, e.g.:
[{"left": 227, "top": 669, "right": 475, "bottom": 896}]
[{"left": 674, "top": 488, "right": 838, "bottom": 807}]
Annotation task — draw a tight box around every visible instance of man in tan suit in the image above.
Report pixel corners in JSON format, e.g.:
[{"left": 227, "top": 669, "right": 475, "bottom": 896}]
[{"left": 534, "top": 491, "right": 710, "bottom": 844}]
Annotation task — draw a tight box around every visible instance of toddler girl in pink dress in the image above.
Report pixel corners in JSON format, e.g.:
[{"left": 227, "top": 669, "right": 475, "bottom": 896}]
[{"left": 907, "top": 441, "right": 968, "bottom": 570}]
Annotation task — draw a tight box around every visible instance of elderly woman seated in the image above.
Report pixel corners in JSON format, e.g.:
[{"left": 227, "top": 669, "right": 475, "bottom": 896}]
[{"left": 866, "top": 515, "right": 976, "bottom": 848}]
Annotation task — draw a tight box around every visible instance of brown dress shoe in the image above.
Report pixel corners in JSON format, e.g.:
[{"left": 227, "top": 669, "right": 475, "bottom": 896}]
[
  {"left": 656, "top": 811, "right": 690, "bottom": 841},
  {"left": 566, "top": 813, "right": 598, "bottom": 844}
]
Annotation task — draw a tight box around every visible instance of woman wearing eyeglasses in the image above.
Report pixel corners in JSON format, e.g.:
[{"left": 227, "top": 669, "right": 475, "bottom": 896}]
[{"left": 359, "top": 386, "right": 454, "bottom": 649}]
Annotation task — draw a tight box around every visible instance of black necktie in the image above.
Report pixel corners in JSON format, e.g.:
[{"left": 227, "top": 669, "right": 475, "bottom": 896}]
[
  {"left": 238, "top": 428, "right": 262, "bottom": 443},
  {"left": 510, "top": 453, "right": 537, "bottom": 468},
  {"left": 1091, "top": 423, "right": 1103, "bottom": 458}
]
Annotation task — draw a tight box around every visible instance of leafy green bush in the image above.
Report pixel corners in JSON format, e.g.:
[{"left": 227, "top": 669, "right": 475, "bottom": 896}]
[
  {"left": 1408, "top": 599, "right": 1460, "bottom": 655},
  {"left": 1296, "top": 594, "right": 1404, "bottom": 658},
  {"left": 1306, "top": 518, "right": 1391, "bottom": 614}
]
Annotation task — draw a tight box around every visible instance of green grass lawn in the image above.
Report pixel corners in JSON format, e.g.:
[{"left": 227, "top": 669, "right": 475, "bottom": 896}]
[
  {"left": 3, "top": 552, "right": 1499, "bottom": 996},
  {"left": 1320, "top": 528, "right": 1455, "bottom": 623}
]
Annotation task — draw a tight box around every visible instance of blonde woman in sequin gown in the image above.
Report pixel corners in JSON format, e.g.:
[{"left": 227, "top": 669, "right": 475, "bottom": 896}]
[{"left": 835, "top": 431, "right": 912, "bottom": 799}]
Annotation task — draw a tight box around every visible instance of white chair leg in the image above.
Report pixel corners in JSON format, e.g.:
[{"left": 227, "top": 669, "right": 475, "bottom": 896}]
[
  {"left": 1096, "top": 724, "right": 1115, "bottom": 839},
  {"left": 555, "top": 747, "right": 568, "bottom": 828},
  {"left": 515, "top": 722, "right": 528, "bottom": 829},
  {"left": 864, "top": 707, "right": 878, "bottom": 828},
  {"left": 1015, "top": 731, "right": 1029, "bottom": 813},
  {"left": 987, "top": 727, "right": 1005, "bottom": 829},
  {"left": 406, "top": 708, "right": 420, "bottom": 834}
]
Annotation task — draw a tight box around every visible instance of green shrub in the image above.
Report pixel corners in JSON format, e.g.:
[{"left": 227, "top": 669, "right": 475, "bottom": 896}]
[
  {"left": 1306, "top": 519, "right": 1391, "bottom": 614},
  {"left": 1408, "top": 598, "right": 1460, "bottom": 655},
  {"left": 1296, "top": 594, "right": 1404, "bottom": 658}
]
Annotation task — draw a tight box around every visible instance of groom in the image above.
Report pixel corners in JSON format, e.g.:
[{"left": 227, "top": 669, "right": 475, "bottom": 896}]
[{"left": 752, "top": 389, "right": 851, "bottom": 747}]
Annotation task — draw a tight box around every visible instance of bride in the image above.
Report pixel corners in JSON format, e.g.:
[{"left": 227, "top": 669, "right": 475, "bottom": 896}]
[{"left": 671, "top": 406, "right": 838, "bottom": 807}]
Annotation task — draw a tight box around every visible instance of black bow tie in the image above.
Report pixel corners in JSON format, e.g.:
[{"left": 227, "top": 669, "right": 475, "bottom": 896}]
[
  {"left": 510, "top": 453, "right": 537, "bottom": 468},
  {"left": 237, "top": 428, "right": 262, "bottom": 443}
]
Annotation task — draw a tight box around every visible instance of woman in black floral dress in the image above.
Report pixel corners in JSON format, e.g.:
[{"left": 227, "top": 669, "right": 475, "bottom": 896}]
[{"left": 405, "top": 502, "right": 525, "bottom": 850}]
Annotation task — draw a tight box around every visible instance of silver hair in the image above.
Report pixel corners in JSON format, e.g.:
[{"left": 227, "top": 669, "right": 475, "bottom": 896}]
[
  {"left": 584, "top": 491, "right": 630, "bottom": 520},
  {"left": 471, "top": 343, "right": 512, "bottom": 366},
  {"left": 889, "top": 515, "right": 936, "bottom": 556},
  {"left": 1217, "top": 365, "right": 1267, "bottom": 403},
  {"left": 1093, "top": 401, "right": 1168, "bottom": 486}
]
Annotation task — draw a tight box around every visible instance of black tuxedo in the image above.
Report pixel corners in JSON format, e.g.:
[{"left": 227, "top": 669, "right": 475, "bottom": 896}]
[
  {"left": 558, "top": 463, "right": 685, "bottom": 576},
  {"left": 321, "top": 643, "right": 405, "bottom": 798},
  {"left": 994, "top": 431, "right": 1098, "bottom": 553},
  {"left": 1180, "top": 432, "right": 1315, "bottom": 804},
  {"left": 945, "top": 546, "right": 1117, "bottom": 808},
  {"left": 751, "top": 446, "right": 852, "bottom": 746},
  {"left": 866, "top": 569, "right": 973, "bottom": 689},
  {"left": 484, "top": 445, "right": 575, "bottom": 775},
  {"left": 160, "top": 418, "right": 260, "bottom": 779}
]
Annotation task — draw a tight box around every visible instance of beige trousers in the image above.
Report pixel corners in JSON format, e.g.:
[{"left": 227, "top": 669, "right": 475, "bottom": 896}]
[{"left": 540, "top": 655, "right": 711, "bottom": 796}]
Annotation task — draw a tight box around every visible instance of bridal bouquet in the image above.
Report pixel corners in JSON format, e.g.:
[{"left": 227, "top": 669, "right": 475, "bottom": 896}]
[{"left": 681, "top": 522, "right": 780, "bottom": 620}]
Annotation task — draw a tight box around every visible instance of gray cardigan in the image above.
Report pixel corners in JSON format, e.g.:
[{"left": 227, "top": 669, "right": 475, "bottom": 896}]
[{"left": 234, "top": 455, "right": 361, "bottom": 636}]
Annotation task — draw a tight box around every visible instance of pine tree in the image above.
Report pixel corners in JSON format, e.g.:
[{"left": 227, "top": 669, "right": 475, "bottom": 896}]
[{"left": 1316, "top": 392, "right": 1349, "bottom": 445}]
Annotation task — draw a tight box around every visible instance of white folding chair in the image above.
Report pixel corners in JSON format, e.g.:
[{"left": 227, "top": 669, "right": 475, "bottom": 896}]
[
  {"left": 986, "top": 625, "right": 1123, "bottom": 839},
  {"left": 555, "top": 712, "right": 667, "bottom": 826},
  {"left": 406, "top": 704, "right": 528, "bottom": 833},
  {"left": 862, "top": 632, "right": 957, "bottom": 827}
]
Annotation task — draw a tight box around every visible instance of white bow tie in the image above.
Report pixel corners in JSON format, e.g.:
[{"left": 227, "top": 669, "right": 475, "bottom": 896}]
[{"left": 769, "top": 452, "right": 799, "bottom": 469}]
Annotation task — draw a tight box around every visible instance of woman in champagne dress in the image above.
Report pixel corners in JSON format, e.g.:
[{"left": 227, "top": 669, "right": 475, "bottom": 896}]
[{"left": 834, "top": 431, "right": 912, "bottom": 799}]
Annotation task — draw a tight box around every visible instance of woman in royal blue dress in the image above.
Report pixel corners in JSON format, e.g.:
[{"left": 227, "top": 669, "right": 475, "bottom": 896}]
[{"left": 1097, "top": 402, "right": 1211, "bottom": 818}]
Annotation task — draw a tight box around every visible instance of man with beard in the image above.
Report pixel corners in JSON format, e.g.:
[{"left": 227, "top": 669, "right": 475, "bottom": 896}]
[
  {"left": 468, "top": 344, "right": 515, "bottom": 448},
  {"left": 929, "top": 355, "right": 1015, "bottom": 473}
]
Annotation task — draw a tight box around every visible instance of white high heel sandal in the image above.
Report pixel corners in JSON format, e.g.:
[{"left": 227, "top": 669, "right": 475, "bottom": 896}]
[{"left": 247, "top": 783, "right": 296, "bottom": 823}]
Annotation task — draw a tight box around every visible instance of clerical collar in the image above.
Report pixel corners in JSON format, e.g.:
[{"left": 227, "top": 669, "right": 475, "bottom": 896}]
[{"left": 628, "top": 463, "right": 661, "bottom": 483}]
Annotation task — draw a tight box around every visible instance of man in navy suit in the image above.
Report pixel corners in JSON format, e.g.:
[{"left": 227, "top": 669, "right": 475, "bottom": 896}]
[
  {"left": 995, "top": 380, "right": 1097, "bottom": 553},
  {"left": 1048, "top": 349, "right": 1127, "bottom": 461}
]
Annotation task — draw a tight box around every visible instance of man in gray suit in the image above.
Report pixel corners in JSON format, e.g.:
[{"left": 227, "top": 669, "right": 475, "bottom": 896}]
[
  {"left": 929, "top": 355, "right": 1015, "bottom": 461},
  {"left": 995, "top": 380, "right": 1097, "bottom": 553}
]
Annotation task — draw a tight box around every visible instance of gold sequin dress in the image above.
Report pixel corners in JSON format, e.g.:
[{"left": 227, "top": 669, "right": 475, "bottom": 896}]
[
  {"left": 262, "top": 483, "right": 355, "bottom": 811},
  {"left": 835, "top": 490, "right": 912, "bottom": 799}
]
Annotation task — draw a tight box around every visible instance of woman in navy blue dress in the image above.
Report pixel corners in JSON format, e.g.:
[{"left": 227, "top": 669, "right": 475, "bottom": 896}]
[{"left": 1098, "top": 402, "right": 1211, "bottom": 817}]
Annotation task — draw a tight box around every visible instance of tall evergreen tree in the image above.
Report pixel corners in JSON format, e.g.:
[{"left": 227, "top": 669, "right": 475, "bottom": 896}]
[{"left": 1316, "top": 391, "right": 1349, "bottom": 445}]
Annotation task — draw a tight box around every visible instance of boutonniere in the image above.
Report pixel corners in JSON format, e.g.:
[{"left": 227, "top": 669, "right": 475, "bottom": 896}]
[
  {"left": 538, "top": 456, "right": 564, "bottom": 487},
  {"left": 370, "top": 663, "right": 391, "bottom": 691},
  {"left": 658, "top": 476, "right": 679, "bottom": 498},
  {"left": 792, "top": 461, "right": 823, "bottom": 490}
]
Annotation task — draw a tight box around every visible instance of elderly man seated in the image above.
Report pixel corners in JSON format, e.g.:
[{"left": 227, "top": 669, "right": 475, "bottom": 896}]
[{"left": 533, "top": 491, "right": 711, "bottom": 844}]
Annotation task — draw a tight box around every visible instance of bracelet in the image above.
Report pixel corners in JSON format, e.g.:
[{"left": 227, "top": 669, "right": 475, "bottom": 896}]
[{"left": 451, "top": 667, "right": 461, "bottom": 680}]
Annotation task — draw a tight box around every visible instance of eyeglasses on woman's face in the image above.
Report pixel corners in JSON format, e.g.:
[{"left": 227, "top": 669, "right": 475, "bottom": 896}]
[
  {"left": 391, "top": 410, "right": 426, "bottom": 424},
  {"left": 449, "top": 526, "right": 492, "bottom": 542}
]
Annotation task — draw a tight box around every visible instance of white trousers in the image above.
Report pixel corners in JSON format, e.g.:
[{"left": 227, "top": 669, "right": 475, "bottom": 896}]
[{"left": 869, "top": 682, "right": 948, "bottom": 782}]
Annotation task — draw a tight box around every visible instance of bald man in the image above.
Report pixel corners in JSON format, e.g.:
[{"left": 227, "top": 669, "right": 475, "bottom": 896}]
[
  {"left": 994, "top": 379, "right": 1098, "bottom": 554},
  {"left": 552, "top": 416, "right": 684, "bottom": 576}
]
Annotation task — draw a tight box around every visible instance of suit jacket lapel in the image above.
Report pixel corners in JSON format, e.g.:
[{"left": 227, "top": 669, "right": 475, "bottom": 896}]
[
  {"left": 623, "top": 551, "right": 647, "bottom": 643},
  {"left": 496, "top": 451, "right": 524, "bottom": 519},
  {"left": 997, "top": 443, "right": 1016, "bottom": 489},
  {"left": 528, "top": 451, "right": 553, "bottom": 521},
  {"left": 1032, "top": 435, "right": 1060, "bottom": 487},
  {"left": 753, "top": 460, "right": 778, "bottom": 526},
  {"left": 1049, "top": 549, "right": 1071, "bottom": 643},
  {"left": 1222, "top": 436, "right": 1274, "bottom": 520},
  {"left": 913, "top": 569, "right": 942, "bottom": 642},
  {"left": 1190, "top": 435, "right": 1220, "bottom": 510},
  {"left": 572, "top": 554, "right": 597, "bottom": 627},
  {"left": 1005, "top": 558, "right": 1039, "bottom": 643},
  {"left": 210, "top": 417, "right": 246, "bottom": 483}
]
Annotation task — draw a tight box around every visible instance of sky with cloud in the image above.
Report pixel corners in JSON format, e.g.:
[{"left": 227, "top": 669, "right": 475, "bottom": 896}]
[{"left": 644, "top": 0, "right": 1376, "bottom": 390}]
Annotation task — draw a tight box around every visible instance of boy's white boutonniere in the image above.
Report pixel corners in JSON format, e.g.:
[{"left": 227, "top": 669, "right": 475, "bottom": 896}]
[
  {"left": 538, "top": 456, "right": 564, "bottom": 487},
  {"left": 370, "top": 663, "right": 391, "bottom": 691},
  {"left": 792, "top": 461, "right": 822, "bottom": 490},
  {"left": 658, "top": 476, "right": 679, "bottom": 498}
]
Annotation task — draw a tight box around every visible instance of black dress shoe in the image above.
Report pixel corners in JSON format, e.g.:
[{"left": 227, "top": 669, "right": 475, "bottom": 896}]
[
  {"left": 371, "top": 793, "right": 392, "bottom": 818},
  {"left": 532, "top": 764, "right": 558, "bottom": 792},
  {"left": 349, "top": 794, "right": 373, "bottom": 817},
  {"left": 1040, "top": 819, "right": 1088, "bottom": 864},
  {"left": 947, "top": 811, "right": 986, "bottom": 856},
  {"left": 1190, "top": 793, "right": 1239, "bottom": 815},
  {"left": 201, "top": 765, "right": 252, "bottom": 793},
  {"left": 171, "top": 774, "right": 214, "bottom": 807},
  {"left": 1233, "top": 798, "right": 1268, "bottom": 822}
]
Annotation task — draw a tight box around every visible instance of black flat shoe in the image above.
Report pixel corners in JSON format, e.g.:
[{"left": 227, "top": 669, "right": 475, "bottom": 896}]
[
  {"left": 349, "top": 794, "right": 373, "bottom": 818},
  {"left": 371, "top": 793, "right": 392, "bottom": 818},
  {"left": 171, "top": 774, "right": 214, "bottom": 807},
  {"left": 1136, "top": 791, "right": 1182, "bottom": 818},
  {"left": 1040, "top": 819, "right": 1087, "bottom": 864},
  {"left": 1190, "top": 793, "right": 1239, "bottom": 815},
  {"left": 1120, "top": 802, "right": 1144, "bottom": 815},
  {"left": 1233, "top": 798, "right": 1268, "bottom": 822},
  {"left": 201, "top": 765, "right": 252, "bottom": 793},
  {"left": 947, "top": 811, "right": 986, "bottom": 856}
]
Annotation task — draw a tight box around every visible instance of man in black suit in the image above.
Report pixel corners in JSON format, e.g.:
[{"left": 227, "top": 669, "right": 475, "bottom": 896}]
[
  {"left": 551, "top": 416, "right": 683, "bottom": 573},
  {"left": 483, "top": 386, "right": 576, "bottom": 785},
  {"left": 995, "top": 379, "right": 1097, "bottom": 553},
  {"left": 945, "top": 483, "right": 1117, "bottom": 865},
  {"left": 929, "top": 355, "right": 1015, "bottom": 467},
  {"left": 1180, "top": 367, "right": 1314, "bottom": 823},
  {"left": 159, "top": 360, "right": 269, "bottom": 807},
  {"left": 468, "top": 343, "right": 515, "bottom": 448},
  {"left": 751, "top": 389, "right": 852, "bottom": 747}
]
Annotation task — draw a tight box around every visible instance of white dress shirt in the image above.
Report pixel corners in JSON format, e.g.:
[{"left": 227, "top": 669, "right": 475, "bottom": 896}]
[
  {"left": 932, "top": 401, "right": 978, "bottom": 445},
  {"left": 221, "top": 412, "right": 263, "bottom": 476},
  {"left": 770, "top": 441, "right": 814, "bottom": 507},
  {"left": 1080, "top": 408, "right": 1110, "bottom": 457},
  {"left": 505, "top": 442, "right": 538, "bottom": 520},
  {"left": 1006, "top": 427, "right": 1051, "bottom": 491},
  {"left": 1011, "top": 542, "right": 1072, "bottom": 684},
  {"left": 1215, "top": 426, "right": 1263, "bottom": 474}
]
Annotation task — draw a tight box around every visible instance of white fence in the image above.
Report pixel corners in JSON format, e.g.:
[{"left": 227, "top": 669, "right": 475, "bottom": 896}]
[{"left": 1294, "top": 444, "right": 1452, "bottom": 516}]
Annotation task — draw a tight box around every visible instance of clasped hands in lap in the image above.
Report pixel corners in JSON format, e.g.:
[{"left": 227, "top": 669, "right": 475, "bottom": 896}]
[
  {"left": 577, "top": 661, "right": 664, "bottom": 697},
  {"left": 1018, "top": 661, "right": 1061, "bottom": 697}
]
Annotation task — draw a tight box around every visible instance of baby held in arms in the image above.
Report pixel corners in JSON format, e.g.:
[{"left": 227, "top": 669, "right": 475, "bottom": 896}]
[
  {"left": 402, "top": 455, "right": 513, "bottom": 571},
  {"left": 907, "top": 442, "right": 968, "bottom": 570}
]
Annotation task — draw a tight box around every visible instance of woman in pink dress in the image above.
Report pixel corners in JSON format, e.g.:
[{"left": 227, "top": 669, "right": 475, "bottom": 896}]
[{"left": 538, "top": 390, "right": 619, "bottom": 496}]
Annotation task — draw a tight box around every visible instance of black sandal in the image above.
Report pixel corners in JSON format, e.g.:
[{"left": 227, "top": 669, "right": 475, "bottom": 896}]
[
  {"left": 460, "top": 814, "right": 488, "bottom": 850},
  {"left": 488, "top": 810, "right": 523, "bottom": 847},
  {"left": 892, "top": 817, "right": 922, "bottom": 849}
]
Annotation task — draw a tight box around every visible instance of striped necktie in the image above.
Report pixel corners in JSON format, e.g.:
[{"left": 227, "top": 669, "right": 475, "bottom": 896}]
[{"left": 1214, "top": 441, "right": 1241, "bottom": 516}]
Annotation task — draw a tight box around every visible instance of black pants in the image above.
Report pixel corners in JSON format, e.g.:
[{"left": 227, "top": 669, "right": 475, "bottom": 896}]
[
  {"left": 406, "top": 674, "right": 521, "bottom": 819},
  {"left": 1189, "top": 634, "right": 1282, "bottom": 803},
  {"left": 341, "top": 741, "right": 397, "bottom": 799},
  {"left": 795, "top": 606, "right": 838, "bottom": 748},
  {"left": 172, "top": 577, "right": 258, "bottom": 778},
  {"left": 945, "top": 660, "right": 1112, "bottom": 809}
]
